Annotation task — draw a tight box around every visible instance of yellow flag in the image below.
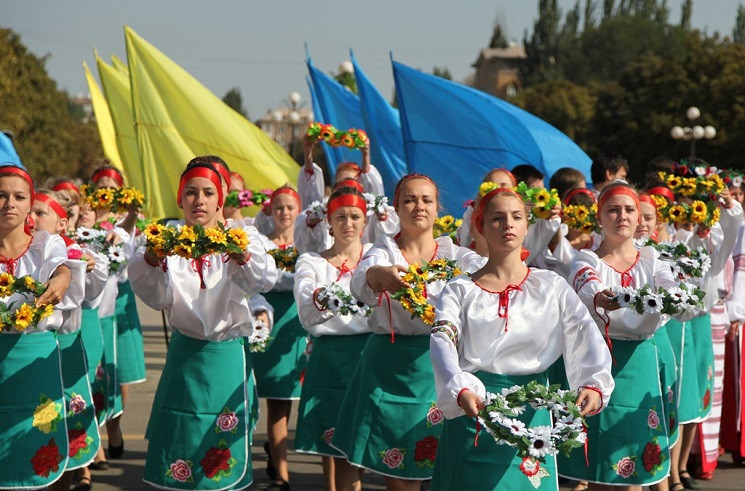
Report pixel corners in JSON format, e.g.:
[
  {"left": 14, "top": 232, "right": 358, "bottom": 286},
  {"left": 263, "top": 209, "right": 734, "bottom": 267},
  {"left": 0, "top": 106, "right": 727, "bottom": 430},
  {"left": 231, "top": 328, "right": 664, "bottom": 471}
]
[
  {"left": 94, "top": 53, "right": 146, "bottom": 194},
  {"left": 110, "top": 54, "right": 128, "bottom": 74},
  {"left": 124, "top": 26, "right": 299, "bottom": 219},
  {"left": 83, "top": 61, "right": 124, "bottom": 171}
]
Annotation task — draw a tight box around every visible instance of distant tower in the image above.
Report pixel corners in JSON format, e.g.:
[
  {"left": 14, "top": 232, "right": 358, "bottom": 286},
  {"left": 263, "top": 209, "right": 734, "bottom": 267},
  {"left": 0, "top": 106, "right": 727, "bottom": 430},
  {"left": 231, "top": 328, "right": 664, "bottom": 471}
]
[{"left": 470, "top": 42, "right": 526, "bottom": 98}]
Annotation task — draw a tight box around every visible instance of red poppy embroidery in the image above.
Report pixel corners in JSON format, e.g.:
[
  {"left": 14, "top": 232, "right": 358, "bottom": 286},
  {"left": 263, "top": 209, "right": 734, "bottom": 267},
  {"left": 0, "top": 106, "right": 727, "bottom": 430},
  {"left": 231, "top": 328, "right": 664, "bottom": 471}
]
[
  {"left": 413, "top": 436, "right": 438, "bottom": 468},
  {"left": 703, "top": 388, "right": 711, "bottom": 409},
  {"left": 68, "top": 428, "right": 88, "bottom": 458},
  {"left": 31, "top": 439, "right": 63, "bottom": 477},
  {"left": 200, "top": 447, "right": 231, "bottom": 479}
]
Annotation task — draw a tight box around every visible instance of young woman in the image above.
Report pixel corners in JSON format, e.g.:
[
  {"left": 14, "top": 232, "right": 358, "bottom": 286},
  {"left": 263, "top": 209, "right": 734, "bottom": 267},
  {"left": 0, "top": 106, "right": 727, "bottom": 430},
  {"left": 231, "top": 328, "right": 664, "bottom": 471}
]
[
  {"left": 32, "top": 190, "right": 104, "bottom": 491},
  {"left": 293, "top": 186, "right": 372, "bottom": 491},
  {"left": 334, "top": 174, "right": 485, "bottom": 491},
  {"left": 0, "top": 165, "right": 78, "bottom": 489},
  {"left": 429, "top": 187, "right": 613, "bottom": 491},
  {"left": 129, "top": 161, "right": 277, "bottom": 489},
  {"left": 558, "top": 181, "right": 690, "bottom": 490},
  {"left": 251, "top": 185, "right": 307, "bottom": 489}
]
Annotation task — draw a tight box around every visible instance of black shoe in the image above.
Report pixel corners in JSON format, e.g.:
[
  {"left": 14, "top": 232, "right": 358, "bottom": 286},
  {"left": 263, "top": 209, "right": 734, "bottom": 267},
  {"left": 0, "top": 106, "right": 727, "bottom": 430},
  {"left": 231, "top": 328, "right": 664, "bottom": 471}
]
[
  {"left": 679, "top": 470, "right": 699, "bottom": 490},
  {"left": 266, "top": 481, "right": 290, "bottom": 491},
  {"left": 89, "top": 460, "right": 109, "bottom": 471},
  {"left": 108, "top": 427, "right": 124, "bottom": 459},
  {"left": 74, "top": 476, "right": 92, "bottom": 491},
  {"left": 263, "top": 441, "right": 277, "bottom": 481}
]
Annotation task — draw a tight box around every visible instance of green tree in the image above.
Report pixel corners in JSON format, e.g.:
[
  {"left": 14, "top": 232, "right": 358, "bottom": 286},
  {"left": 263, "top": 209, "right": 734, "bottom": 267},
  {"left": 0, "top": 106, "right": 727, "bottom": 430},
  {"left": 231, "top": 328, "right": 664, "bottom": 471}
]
[
  {"left": 522, "top": 0, "right": 562, "bottom": 85},
  {"left": 584, "top": 0, "right": 597, "bottom": 29},
  {"left": 222, "top": 87, "right": 248, "bottom": 119},
  {"left": 489, "top": 15, "right": 509, "bottom": 48},
  {"left": 0, "top": 28, "right": 101, "bottom": 180},
  {"left": 680, "top": 0, "right": 693, "bottom": 28},
  {"left": 334, "top": 71, "right": 357, "bottom": 94},
  {"left": 432, "top": 66, "right": 452, "bottom": 80},
  {"left": 734, "top": 4, "right": 745, "bottom": 43}
]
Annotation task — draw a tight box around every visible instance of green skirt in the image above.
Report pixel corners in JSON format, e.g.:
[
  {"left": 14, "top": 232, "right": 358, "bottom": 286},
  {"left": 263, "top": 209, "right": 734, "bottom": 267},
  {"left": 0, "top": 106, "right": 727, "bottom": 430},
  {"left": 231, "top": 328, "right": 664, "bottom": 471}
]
[
  {"left": 331, "top": 334, "right": 442, "bottom": 480},
  {"left": 558, "top": 338, "right": 670, "bottom": 486},
  {"left": 144, "top": 331, "right": 252, "bottom": 490},
  {"left": 58, "top": 330, "right": 101, "bottom": 470},
  {"left": 654, "top": 326, "right": 679, "bottom": 447},
  {"left": 0, "top": 332, "right": 69, "bottom": 488},
  {"left": 115, "top": 280, "right": 146, "bottom": 384},
  {"left": 690, "top": 313, "right": 714, "bottom": 421},
  {"left": 101, "top": 315, "right": 122, "bottom": 421},
  {"left": 80, "top": 308, "right": 107, "bottom": 424},
  {"left": 294, "top": 333, "right": 370, "bottom": 457},
  {"left": 432, "top": 371, "right": 557, "bottom": 491},
  {"left": 666, "top": 319, "right": 700, "bottom": 423},
  {"left": 252, "top": 291, "right": 307, "bottom": 399}
]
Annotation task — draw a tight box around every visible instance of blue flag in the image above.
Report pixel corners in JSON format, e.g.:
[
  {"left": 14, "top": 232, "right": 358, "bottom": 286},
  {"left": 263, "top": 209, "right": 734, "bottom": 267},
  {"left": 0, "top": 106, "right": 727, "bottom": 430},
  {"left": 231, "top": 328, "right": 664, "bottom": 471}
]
[
  {"left": 350, "top": 51, "right": 407, "bottom": 197},
  {"left": 306, "top": 55, "right": 364, "bottom": 176},
  {"left": 392, "top": 59, "right": 591, "bottom": 214},
  {"left": 0, "top": 132, "right": 23, "bottom": 168}
]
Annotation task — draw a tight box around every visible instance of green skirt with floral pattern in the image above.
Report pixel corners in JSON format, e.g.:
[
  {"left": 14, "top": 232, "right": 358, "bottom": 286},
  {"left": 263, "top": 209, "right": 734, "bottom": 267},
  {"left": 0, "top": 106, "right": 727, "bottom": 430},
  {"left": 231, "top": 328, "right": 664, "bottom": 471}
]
[
  {"left": 666, "top": 319, "right": 701, "bottom": 423},
  {"left": 294, "top": 333, "right": 370, "bottom": 457},
  {"left": 100, "top": 315, "right": 122, "bottom": 421},
  {"left": 0, "top": 331, "right": 69, "bottom": 489},
  {"left": 58, "top": 330, "right": 100, "bottom": 470},
  {"left": 114, "top": 280, "right": 146, "bottom": 385},
  {"left": 252, "top": 291, "right": 307, "bottom": 400},
  {"left": 331, "top": 333, "right": 444, "bottom": 480},
  {"left": 654, "top": 325, "right": 679, "bottom": 446},
  {"left": 144, "top": 330, "right": 252, "bottom": 490},
  {"left": 80, "top": 307, "right": 107, "bottom": 424},
  {"left": 690, "top": 313, "right": 714, "bottom": 421},
  {"left": 557, "top": 338, "right": 670, "bottom": 486},
  {"left": 431, "top": 371, "right": 557, "bottom": 491}
]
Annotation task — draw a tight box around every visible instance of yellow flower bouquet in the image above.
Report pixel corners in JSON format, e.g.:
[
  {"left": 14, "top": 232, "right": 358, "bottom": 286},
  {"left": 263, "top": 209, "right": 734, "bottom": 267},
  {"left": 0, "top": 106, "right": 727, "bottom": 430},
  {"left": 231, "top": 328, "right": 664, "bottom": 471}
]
[
  {"left": 478, "top": 181, "right": 560, "bottom": 222},
  {"left": 81, "top": 184, "right": 145, "bottom": 212},
  {"left": 433, "top": 215, "right": 462, "bottom": 241},
  {"left": 0, "top": 273, "right": 54, "bottom": 332},
  {"left": 393, "top": 259, "right": 462, "bottom": 325},
  {"left": 268, "top": 246, "right": 299, "bottom": 273},
  {"left": 562, "top": 204, "right": 599, "bottom": 234},
  {"left": 144, "top": 223, "right": 250, "bottom": 260}
]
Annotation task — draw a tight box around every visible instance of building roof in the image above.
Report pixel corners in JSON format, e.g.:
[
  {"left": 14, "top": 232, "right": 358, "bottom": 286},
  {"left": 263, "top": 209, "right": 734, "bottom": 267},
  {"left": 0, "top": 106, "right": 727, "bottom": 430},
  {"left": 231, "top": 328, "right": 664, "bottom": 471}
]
[{"left": 472, "top": 45, "right": 527, "bottom": 67}]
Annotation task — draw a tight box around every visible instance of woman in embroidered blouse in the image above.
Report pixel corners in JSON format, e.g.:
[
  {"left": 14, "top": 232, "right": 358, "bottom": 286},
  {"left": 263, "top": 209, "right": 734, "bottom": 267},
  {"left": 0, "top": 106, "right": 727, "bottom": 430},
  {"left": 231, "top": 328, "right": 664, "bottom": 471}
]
[
  {"left": 293, "top": 186, "right": 373, "bottom": 490},
  {"left": 332, "top": 174, "right": 484, "bottom": 491},
  {"left": 429, "top": 187, "right": 613, "bottom": 491},
  {"left": 559, "top": 181, "right": 685, "bottom": 490},
  {"left": 129, "top": 161, "right": 277, "bottom": 490},
  {"left": 0, "top": 165, "right": 79, "bottom": 489}
]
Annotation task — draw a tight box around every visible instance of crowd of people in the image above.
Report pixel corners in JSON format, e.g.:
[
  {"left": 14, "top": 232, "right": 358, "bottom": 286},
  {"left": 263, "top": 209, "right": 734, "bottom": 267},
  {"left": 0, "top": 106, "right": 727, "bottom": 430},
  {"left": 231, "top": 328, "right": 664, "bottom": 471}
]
[{"left": 1, "top": 129, "right": 744, "bottom": 491}]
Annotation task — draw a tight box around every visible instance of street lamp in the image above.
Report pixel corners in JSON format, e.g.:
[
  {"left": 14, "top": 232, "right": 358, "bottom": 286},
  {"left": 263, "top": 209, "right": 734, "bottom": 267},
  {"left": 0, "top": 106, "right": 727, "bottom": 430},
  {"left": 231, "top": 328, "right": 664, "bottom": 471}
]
[
  {"left": 281, "top": 92, "right": 306, "bottom": 159},
  {"left": 670, "top": 106, "right": 716, "bottom": 158}
]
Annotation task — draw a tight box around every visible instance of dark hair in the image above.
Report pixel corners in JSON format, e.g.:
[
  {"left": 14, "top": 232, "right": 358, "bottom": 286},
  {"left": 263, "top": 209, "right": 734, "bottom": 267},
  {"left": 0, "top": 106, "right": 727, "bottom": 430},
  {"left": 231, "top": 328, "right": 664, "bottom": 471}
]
[
  {"left": 180, "top": 162, "right": 220, "bottom": 180},
  {"left": 198, "top": 155, "right": 229, "bottom": 173},
  {"left": 328, "top": 186, "right": 365, "bottom": 202},
  {"left": 590, "top": 155, "right": 629, "bottom": 185},
  {"left": 511, "top": 164, "right": 543, "bottom": 185},
  {"left": 549, "top": 168, "right": 586, "bottom": 200}
]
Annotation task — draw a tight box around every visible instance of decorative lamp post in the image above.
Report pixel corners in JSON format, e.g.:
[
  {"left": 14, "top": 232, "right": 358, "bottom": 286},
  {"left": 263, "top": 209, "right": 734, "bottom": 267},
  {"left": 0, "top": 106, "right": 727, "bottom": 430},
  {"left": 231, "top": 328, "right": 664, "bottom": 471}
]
[{"left": 670, "top": 106, "right": 716, "bottom": 158}]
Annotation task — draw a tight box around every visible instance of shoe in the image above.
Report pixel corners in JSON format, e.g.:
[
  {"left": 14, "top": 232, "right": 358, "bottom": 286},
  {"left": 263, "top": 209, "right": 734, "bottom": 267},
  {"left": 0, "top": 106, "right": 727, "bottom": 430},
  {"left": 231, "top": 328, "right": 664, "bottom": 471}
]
[
  {"left": 89, "top": 460, "right": 109, "bottom": 471},
  {"left": 74, "top": 476, "right": 92, "bottom": 491},
  {"left": 679, "top": 470, "right": 699, "bottom": 490},
  {"left": 263, "top": 441, "right": 277, "bottom": 481},
  {"left": 671, "top": 482, "right": 685, "bottom": 491},
  {"left": 108, "top": 426, "right": 124, "bottom": 459},
  {"left": 266, "top": 481, "right": 290, "bottom": 490}
]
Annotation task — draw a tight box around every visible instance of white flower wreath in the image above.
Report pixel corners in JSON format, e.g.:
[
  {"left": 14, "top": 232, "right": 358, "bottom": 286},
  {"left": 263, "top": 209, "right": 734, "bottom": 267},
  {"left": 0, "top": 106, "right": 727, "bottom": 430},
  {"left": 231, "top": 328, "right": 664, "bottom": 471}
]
[
  {"left": 316, "top": 283, "right": 371, "bottom": 318},
  {"left": 612, "top": 282, "right": 704, "bottom": 316}
]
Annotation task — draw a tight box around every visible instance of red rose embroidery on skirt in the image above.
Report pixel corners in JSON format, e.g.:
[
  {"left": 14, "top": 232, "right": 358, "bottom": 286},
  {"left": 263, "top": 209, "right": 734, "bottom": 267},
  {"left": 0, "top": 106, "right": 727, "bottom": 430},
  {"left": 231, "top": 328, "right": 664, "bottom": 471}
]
[
  {"left": 31, "top": 439, "right": 62, "bottom": 477},
  {"left": 413, "top": 436, "right": 438, "bottom": 466},
  {"left": 643, "top": 441, "right": 662, "bottom": 472},
  {"left": 703, "top": 389, "right": 711, "bottom": 409},
  {"left": 200, "top": 447, "right": 231, "bottom": 478},
  {"left": 68, "top": 428, "right": 88, "bottom": 457}
]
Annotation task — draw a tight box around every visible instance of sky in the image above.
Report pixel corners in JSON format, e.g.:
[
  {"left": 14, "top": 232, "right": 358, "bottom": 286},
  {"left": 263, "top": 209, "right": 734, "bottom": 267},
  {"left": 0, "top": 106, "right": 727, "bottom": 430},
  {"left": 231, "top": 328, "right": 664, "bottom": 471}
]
[{"left": 3, "top": 0, "right": 743, "bottom": 119}]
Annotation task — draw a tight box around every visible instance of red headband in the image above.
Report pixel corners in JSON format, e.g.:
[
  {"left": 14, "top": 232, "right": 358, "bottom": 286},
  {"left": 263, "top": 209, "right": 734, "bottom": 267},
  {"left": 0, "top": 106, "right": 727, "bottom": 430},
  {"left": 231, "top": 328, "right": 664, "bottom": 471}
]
[
  {"left": 337, "top": 162, "right": 362, "bottom": 177},
  {"left": 489, "top": 168, "right": 518, "bottom": 187},
  {"left": 598, "top": 186, "right": 641, "bottom": 223},
  {"left": 473, "top": 187, "right": 523, "bottom": 235},
  {"left": 177, "top": 166, "right": 224, "bottom": 207},
  {"left": 0, "top": 166, "right": 34, "bottom": 204},
  {"left": 229, "top": 172, "right": 244, "bottom": 187},
  {"left": 647, "top": 186, "right": 674, "bottom": 203},
  {"left": 36, "top": 193, "right": 68, "bottom": 220},
  {"left": 327, "top": 194, "right": 367, "bottom": 219},
  {"left": 639, "top": 193, "right": 657, "bottom": 209},
  {"left": 272, "top": 187, "right": 301, "bottom": 206},
  {"left": 213, "top": 163, "right": 230, "bottom": 186},
  {"left": 92, "top": 168, "right": 124, "bottom": 187},
  {"left": 51, "top": 181, "right": 80, "bottom": 194},
  {"left": 563, "top": 188, "right": 596, "bottom": 205},
  {"left": 393, "top": 173, "right": 438, "bottom": 209},
  {"left": 334, "top": 178, "right": 364, "bottom": 193}
]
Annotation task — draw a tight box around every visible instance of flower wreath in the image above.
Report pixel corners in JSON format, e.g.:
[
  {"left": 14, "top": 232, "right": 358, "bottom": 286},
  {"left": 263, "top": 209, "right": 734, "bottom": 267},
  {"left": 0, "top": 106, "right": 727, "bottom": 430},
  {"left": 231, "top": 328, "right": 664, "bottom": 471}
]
[
  {"left": 478, "top": 181, "right": 560, "bottom": 222},
  {"left": 144, "top": 223, "right": 250, "bottom": 260},
  {"left": 433, "top": 215, "right": 462, "bottom": 241},
  {"left": 306, "top": 122, "right": 368, "bottom": 149},
  {"left": 268, "top": 246, "right": 299, "bottom": 273},
  {"left": 224, "top": 189, "right": 272, "bottom": 209},
  {"left": 392, "top": 259, "right": 462, "bottom": 325},
  {"left": 658, "top": 168, "right": 725, "bottom": 201},
  {"left": 612, "top": 282, "right": 705, "bottom": 316},
  {"left": 477, "top": 381, "right": 587, "bottom": 489},
  {"left": 721, "top": 168, "right": 744, "bottom": 188},
  {"left": 73, "top": 225, "right": 127, "bottom": 274},
  {"left": 561, "top": 204, "right": 599, "bottom": 234},
  {"left": 636, "top": 239, "right": 711, "bottom": 280},
  {"left": 247, "top": 320, "right": 272, "bottom": 353},
  {"left": 316, "top": 282, "right": 371, "bottom": 318},
  {"left": 664, "top": 200, "right": 720, "bottom": 228},
  {"left": 80, "top": 184, "right": 145, "bottom": 212},
  {"left": 0, "top": 273, "right": 54, "bottom": 332}
]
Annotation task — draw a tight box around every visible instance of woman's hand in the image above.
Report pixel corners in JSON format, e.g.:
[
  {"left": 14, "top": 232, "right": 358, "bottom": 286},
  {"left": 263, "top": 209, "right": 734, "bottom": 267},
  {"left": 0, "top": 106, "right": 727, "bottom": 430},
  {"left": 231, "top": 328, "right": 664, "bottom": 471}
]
[
  {"left": 459, "top": 390, "right": 485, "bottom": 418},
  {"left": 595, "top": 289, "right": 621, "bottom": 311},
  {"left": 105, "top": 232, "right": 121, "bottom": 246},
  {"left": 38, "top": 265, "right": 71, "bottom": 306},
  {"left": 729, "top": 321, "right": 741, "bottom": 342},
  {"left": 366, "top": 265, "right": 409, "bottom": 293},
  {"left": 575, "top": 387, "right": 602, "bottom": 416},
  {"left": 85, "top": 256, "right": 96, "bottom": 273},
  {"left": 229, "top": 249, "right": 251, "bottom": 265},
  {"left": 302, "top": 134, "right": 316, "bottom": 169},
  {"left": 721, "top": 187, "right": 734, "bottom": 209},
  {"left": 144, "top": 248, "right": 161, "bottom": 267},
  {"left": 360, "top": 139, "right": 371, "bottom": 174}
]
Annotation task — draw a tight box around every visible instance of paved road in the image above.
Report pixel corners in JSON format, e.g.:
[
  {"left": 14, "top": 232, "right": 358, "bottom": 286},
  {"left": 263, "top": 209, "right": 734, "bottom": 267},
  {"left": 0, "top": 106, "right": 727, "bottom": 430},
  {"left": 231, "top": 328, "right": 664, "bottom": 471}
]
[{"left": 86, "top": 299, "right": 743, "bottom": 490}]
